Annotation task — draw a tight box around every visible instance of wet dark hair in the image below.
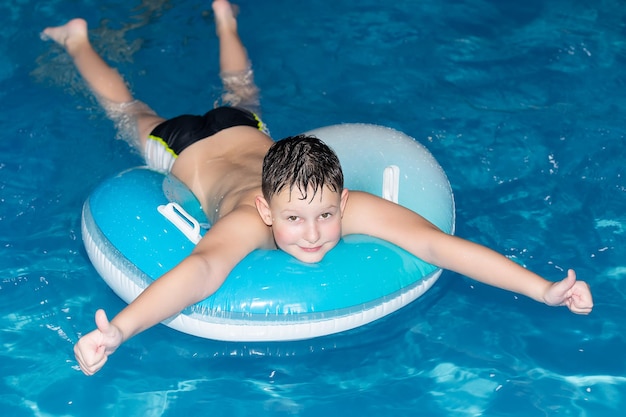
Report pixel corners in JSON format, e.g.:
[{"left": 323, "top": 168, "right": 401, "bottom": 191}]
[{"left": 262, "top": 135, "right": 344, "bottom": 202}]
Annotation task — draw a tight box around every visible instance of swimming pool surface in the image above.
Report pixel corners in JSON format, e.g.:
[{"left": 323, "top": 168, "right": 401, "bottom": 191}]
[{"left": 2, "top": 0, "right": 625, "bottom": 415}]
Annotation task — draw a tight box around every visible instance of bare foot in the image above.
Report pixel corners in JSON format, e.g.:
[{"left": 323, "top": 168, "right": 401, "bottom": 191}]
[
  {"left": 41, "top": 18, "right": 89, "bottom": 54},
  {"left": 212, "top": 0, "right": 239, "bottom": 34}
]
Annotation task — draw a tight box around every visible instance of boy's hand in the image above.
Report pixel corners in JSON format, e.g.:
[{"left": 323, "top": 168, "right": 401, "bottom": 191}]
[
  {"left": 74, "top": 309, "right": 123, "bottom": 375},
  {"left": 543, "top": 269, "right": 593, "bottom": 315}
]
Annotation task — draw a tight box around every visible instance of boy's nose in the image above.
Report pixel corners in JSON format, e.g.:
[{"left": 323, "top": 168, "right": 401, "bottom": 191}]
[{"left": 304, "top": 222, "right": 320, "bottom": 243}]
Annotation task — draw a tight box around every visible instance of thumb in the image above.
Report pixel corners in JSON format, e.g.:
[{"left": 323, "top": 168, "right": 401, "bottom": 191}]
[
  {"left": 562, "top": 269, "right": 577, "bottom": 289},
  {"left": 93, "top": 309, "right": 123, "bottom": 355},
  {"left": 555, "top": 269, "right": 576, "bottom": 290},
  {"left": 94, "top": 309, "right": 112, "bottom": 335},
  {"left": 545, "top": 269, "right": 577, "bottom": 306}
]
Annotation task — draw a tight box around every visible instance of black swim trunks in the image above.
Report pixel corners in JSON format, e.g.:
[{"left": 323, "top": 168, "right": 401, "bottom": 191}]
[{"left": 144, "top": 106, "right": 269, "bottom": 173}]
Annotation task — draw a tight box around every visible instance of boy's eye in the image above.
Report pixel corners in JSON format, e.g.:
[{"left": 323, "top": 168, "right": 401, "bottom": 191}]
[
  {"left": 320, "top": 212, "right": 331, "bottom": 219},
  {"left": 287, "top": 215, "right": 299, "bottom": 222}
]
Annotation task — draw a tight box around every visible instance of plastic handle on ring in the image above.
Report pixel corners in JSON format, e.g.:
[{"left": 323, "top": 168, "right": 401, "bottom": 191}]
[
  {"left": 157, "top": 202, "right": 202, "bottom": 244},
  {"left": 382, "top": 165, "right": 400, "bottom": 203}
]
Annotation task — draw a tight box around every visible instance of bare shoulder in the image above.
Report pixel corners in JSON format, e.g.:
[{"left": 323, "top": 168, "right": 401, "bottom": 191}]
[
  {"left": 342, "top": 190, "right": 438, "bottom": 238},
  {"left": 194, "top": 205, "right": 274, "bottom": 260}
]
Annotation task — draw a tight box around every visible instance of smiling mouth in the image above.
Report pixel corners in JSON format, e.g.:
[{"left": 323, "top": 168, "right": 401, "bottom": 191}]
[{"left": 300, "top": 246, "right": 322, "bottom": 252}]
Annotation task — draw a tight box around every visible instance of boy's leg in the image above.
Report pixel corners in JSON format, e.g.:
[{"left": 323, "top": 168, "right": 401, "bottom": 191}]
[
  {"left": 41, "top": 19, "right": 164, "bottom": 151},
  {"left": 213, "top": 0, "right": 261, "bottom": 113},
  {"left": 214, "top": 0, "right": 248, "bottom": 73}
]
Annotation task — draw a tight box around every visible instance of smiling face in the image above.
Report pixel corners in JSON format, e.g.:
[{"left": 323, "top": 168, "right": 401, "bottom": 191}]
[
  {"left": 259, "top": 135, "right": 348, "bottom": 262},
  {"left": 256, "top": 186, "right": 349, "bottom": 263}
]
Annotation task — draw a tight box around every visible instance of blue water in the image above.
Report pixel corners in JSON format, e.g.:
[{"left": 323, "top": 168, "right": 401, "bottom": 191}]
[{"left": 1, "top": 0, "right": 625, "bottom": 415}]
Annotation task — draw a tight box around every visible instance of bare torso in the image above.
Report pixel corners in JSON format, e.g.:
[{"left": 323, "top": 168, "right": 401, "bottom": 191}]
[
  {"left": 166, "top": 126, "right": 413, "bottom": 253},
  {"left": 169, "top": 125, "right": 274, "bottom": 224}
]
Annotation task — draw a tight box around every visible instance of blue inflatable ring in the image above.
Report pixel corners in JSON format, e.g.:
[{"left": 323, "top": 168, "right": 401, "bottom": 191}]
[{"left": 81, "top": 124, "right": 455, "bottom": 341}]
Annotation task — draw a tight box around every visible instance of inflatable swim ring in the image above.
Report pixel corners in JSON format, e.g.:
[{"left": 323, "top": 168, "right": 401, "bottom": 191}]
[{"left": 81, "top": 124, "right": 455, "bottom": 342}]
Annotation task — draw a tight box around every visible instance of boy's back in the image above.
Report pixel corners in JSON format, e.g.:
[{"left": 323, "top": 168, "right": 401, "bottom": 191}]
[{"left": 169, "top": 125, "right": 274, "bottom": 224}]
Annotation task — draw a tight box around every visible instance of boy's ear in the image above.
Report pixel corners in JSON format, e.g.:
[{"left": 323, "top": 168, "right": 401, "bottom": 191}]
[
  {"left": 340, "top": 188, "right": 349, "bottom": 216},
  {"left": 255, "top": 196, "right": 273, "bottom": 226}
]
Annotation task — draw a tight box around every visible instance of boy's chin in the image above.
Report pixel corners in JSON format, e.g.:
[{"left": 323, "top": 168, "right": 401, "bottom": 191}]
[
  {"left": 296, "top": 255, "right": 325, "bottom": 264},
  {"left": 290, "top": 251, "right": 327, "bottom": 264}
]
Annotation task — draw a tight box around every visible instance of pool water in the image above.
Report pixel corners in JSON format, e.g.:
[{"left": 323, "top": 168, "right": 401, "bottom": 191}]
[{"left": 1, "top": 0, "right": 625, "bottom": 415}]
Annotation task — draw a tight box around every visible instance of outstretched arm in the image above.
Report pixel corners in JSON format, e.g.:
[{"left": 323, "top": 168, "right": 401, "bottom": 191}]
[
  {"left": 74, "top": 251, "right": 226, "bottom": 375},
  {"left": 416, "top": 230, "right": 593, "bottom": 314},
  {"left": 74, "top": 206, "right": 271, "bottom": 375},
  {"left": 343, "top": 191, "right": 593, "bottom": 314}
]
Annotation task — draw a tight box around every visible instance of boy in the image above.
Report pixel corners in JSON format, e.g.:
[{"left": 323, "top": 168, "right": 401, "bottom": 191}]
[{"left": 42, "top": 0, "right": 593, "bottom": 376}]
